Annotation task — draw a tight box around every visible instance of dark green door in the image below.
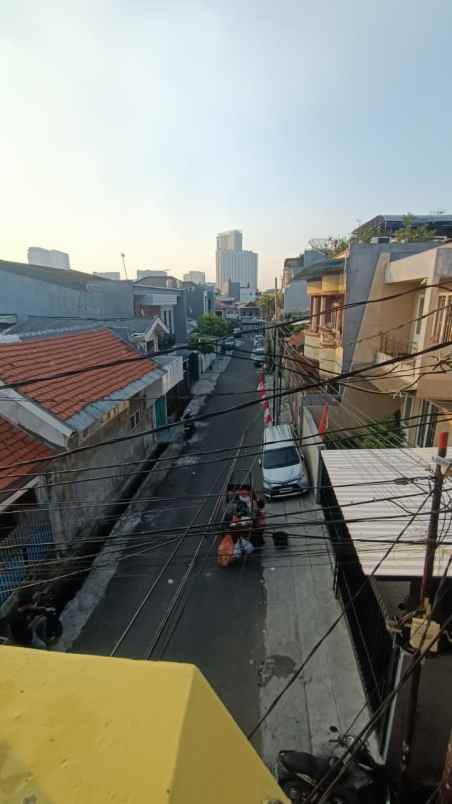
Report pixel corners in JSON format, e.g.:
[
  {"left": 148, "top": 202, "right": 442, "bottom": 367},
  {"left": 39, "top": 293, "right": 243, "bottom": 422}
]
[{"left": 155, "top": 396, "right": 167, "bottom": 428}]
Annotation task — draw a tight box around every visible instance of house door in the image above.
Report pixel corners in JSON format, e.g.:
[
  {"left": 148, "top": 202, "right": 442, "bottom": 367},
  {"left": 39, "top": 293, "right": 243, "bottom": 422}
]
[{"left": 155, "top": 397, "right": 167, "bottom": 428}]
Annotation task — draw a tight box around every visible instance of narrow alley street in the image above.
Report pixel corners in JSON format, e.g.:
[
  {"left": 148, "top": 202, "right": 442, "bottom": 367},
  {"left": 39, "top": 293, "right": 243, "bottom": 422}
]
[
  {"left": 71, "top": 343, "right": 369, "bottom": 769},
  {"left": 72, "top": 342, "right": 267, "bottom": 739}
]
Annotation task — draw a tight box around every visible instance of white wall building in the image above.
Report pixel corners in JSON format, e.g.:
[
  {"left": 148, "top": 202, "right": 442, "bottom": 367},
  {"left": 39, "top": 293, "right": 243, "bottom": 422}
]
[
  {"left": 216, "top": 249, "right": 258, "bottom": 291},
  {"left": 93, "top": 271, "right": 121, "bottom": 281},
  {"left": 216, "top": 230, "right": 242, "bottom": 251},
  {"left": 183, "top": 270, "right": 206, "bottom": 284},
  {"left": 28, "top": 247, "right": 70, "bottom": 271}
]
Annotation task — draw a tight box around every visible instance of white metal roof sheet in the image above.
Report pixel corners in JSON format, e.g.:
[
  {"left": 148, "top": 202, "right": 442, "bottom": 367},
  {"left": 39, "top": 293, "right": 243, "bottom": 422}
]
[{"left": 321, "top": 448, "right": 452, "bottom": 578}]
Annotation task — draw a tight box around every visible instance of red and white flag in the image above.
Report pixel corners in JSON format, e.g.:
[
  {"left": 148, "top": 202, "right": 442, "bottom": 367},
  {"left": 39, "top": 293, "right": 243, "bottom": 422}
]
[
  {"left": 318, "top": 401, "right": 329, "bottom": 438},
  {"left": 258, "top": 370, "right": 272, "bottom": 425}
]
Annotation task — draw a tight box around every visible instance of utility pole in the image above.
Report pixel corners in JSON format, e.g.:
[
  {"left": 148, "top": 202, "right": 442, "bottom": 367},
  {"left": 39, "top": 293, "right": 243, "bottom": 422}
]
[
  {"left": 272, "top": 277, "right": 278, "bottom": 424},
  {"left": 120, "top": 252, "right": 128, "bottom": 280},
  {"left": 401, "top": 431, "right": 449, "bottom": 788}
]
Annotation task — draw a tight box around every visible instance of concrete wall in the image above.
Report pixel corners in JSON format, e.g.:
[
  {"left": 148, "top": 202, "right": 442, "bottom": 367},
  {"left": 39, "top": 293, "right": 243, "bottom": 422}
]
[
  {"left": 350, "top": 252, "right": 419, "bottom": 369},
  {"left": 301, "top": 405, "right": 324, "bottom": 501},
  {"left": 341, "top": 383, "right": 401, "bottom": 426},
  {"left": 284, "top": 279, "right": 308, "bottom": 316},
  {"left": 0, "top": 266, "right": 133, "bottom": 323},
  {"left": 43, "top": 390, "right": 158, "bottom": 550},
  {"left": 184, "top": 286, "right": 214, "bottom": 321},
  {"left": 343, "top": 242, "right": 439, "bottom": 373},
  {"left": 304, "top": 249, "right": 327, "bottom": 268}
]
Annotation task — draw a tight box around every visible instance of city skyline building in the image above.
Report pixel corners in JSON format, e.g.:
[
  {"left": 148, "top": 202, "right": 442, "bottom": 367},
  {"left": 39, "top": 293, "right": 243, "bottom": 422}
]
[
  {"left": 27, "top": 247, "right": 71, "bottom": 271},
  {"left": 215, "top": 229, "right": 258, "bottom": 291},
  {"left": 183, "top": 270, "right": 206, "bottom": 284}
]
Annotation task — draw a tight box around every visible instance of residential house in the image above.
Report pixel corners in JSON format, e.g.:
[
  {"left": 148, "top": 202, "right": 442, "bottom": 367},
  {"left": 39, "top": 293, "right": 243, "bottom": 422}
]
[
  {"left": 347, "top": 242, "right": 452, "bottom": 447},
  {"left": 0, "top": 259, "right": 134, "bottom": 324},
  {"left": 0, "top": 330, "right": 167, "bottom": 560},
  {"left": 0, "top": 417, "right": 55, "bottom": 606},
  {"left": 214, "top": 295, "right": 240, "bottom": 322},
  {"left": 300, "top": 256, "right": 346, "bottom": 381},
  {"left": 133, "top": 279, "right": 188, "bottom": 343},
  {"left": 4, "top": 315, "right": 169, "bottom": 355},
  {"left": 283, "top": 249, "right": 328, "bottom": 318},
  {"left": 295, "top": 242, "right": 443, "bottom": 427},
  {"left": 180, "top": 281, "right": 215, "bottom": 321},
  {"left": 353, "top": 213, "right": 452, "bottom": 240}
]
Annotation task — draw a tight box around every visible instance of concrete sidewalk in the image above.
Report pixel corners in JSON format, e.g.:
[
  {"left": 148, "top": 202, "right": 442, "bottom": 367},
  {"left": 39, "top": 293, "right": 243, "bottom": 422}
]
[{"left": 257, "top": 371, "right": 371, "bottom": 768}]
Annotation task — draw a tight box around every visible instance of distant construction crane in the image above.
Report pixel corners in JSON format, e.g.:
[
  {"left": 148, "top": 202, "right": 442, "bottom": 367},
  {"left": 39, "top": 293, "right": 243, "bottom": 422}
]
[{"left": 120, "top": 252, "right": 128, "bottom": 280}]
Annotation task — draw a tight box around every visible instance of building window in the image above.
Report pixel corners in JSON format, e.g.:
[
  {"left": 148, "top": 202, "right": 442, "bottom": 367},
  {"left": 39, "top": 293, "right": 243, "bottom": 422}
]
[
  {"left": 443, "top": 300, "right": 452, "bottom": 343},
  {"left": 432, "top": 295, "right": 447, "bottom": 342},
  {"left": 415, "top": 295, "right": 425, "bottom": 336},
  {"left": 403, "top": 395, "right": 413, "bottom": 424},
  {"left": 129, "top": 410, "right": 142, "bottom": 430},
  {"left": 416, "top": 400, "right": 436, "bottom": 447}
]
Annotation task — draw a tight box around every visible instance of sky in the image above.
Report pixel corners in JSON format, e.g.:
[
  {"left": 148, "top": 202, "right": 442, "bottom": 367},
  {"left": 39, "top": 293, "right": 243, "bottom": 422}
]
[{"left": 1, "top": 0, "right": 451, "bottom": 289}]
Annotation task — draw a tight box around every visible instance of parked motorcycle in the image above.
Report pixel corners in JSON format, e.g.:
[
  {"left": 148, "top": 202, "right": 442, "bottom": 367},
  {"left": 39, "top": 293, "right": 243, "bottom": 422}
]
[
  {"left": 182, "top": 413, "right": 195, "bottom": 440},
  {"left": 277, "top": 728, "right": 394, "bottom": 803}
]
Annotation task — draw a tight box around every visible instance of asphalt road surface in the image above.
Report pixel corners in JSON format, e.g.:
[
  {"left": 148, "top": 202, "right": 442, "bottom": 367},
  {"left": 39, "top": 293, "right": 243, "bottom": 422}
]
[{"left": 72, "top": 339, "right": 267, "bottom": 739}]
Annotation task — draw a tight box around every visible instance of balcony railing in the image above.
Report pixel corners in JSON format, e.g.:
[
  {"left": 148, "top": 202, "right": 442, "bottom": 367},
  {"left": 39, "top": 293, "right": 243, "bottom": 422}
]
[{"left": 320, "top": 328, "right": 341, "bottom": 347}]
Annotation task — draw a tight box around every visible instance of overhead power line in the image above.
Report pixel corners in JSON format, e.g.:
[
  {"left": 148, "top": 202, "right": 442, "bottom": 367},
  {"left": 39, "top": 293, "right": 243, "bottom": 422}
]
[
  {"left": 246, "top": 491, "right": 434, "bottom": 740},
  {"left": 0, "top": 408, "right": 448, "bottom": 487},
  {"left": 0, "top": 336, "right": 450, "bottom": 474},
  {"left": 1, "top": 279, "right": 451, "bottom": 393}
]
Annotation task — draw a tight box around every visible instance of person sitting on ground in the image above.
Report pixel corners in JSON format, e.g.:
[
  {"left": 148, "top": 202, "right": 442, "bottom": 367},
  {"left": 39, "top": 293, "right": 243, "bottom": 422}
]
[{"left": 9, "top": 591, "right": 51, "bottom": 650}]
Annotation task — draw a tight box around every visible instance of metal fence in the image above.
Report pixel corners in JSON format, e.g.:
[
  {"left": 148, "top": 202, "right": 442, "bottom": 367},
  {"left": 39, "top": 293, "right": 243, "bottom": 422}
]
[{"left": 0, "top": 522, "right": 53, "bottom": 605}]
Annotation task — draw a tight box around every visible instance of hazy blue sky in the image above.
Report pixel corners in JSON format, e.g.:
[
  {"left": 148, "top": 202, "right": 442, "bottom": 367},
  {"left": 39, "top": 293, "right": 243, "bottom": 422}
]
[{"left": 1, "top": 1, "right": 451, "bottom": 287}]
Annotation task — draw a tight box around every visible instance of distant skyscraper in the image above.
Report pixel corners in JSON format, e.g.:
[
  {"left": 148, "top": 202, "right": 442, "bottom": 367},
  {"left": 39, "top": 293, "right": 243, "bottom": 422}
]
[
  {"left": 183, "top": 270, "right": 206, "bottom": 284},
  {"left": 28, "top": 247, "right": 70, "bottom": 271},
  {"left": 216, "top": 230, "right": 242, "bottom": 252},
  {"left": 216, "top": 230, "right": 258, "bottom": 291}
]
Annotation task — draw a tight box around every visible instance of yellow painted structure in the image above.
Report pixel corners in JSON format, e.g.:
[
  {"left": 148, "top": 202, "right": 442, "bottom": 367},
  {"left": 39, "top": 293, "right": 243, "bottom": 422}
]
[{"left": 0, "top": 647, "right": 287, "bottom": 804}]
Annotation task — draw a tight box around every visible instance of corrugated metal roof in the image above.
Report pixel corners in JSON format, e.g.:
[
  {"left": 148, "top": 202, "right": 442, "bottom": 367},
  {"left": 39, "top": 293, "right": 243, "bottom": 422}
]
[
  {"left": 321, "top": 448, "right": 452, "bottom": 578},
  {"left": 0, "top": 259, "right": 117, "bottom": 290}
]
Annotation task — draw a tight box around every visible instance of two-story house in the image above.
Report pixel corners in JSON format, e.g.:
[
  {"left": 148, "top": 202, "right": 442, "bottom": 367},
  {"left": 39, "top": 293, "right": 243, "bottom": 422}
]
[
  {"left": 133, "top": 279, "right": 188, "bottom": 343},
  {"left": 348, "top": 243, "right": 452, "bottom": 447}
]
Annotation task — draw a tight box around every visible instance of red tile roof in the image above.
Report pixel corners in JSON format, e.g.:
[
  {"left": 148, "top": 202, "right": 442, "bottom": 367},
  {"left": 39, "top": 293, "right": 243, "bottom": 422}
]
[
  {"left": 287, "top": 331, "right": 305, "bottom": 349},
  {"left": 0, "top": 416, "right": 55, "bottom": 492},
  {"left": 0, "top": 330, "right": 157, "bottom": 421}
]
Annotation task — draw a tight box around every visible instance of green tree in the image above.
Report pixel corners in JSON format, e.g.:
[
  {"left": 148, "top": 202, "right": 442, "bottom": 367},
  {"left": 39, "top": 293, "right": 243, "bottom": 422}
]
[
  {"left": 325, "top": 236, "right": 349, "bottom": 256},
  {"left": 197, "top": 313, "right": 231, "bottom": 337},
  {"left": 359, "top": 414, "right": 403, "bottom": 449},
  {"left": 351, "top": 224, "right": 382, "bottom": 243},
  {"left": 394, "top": 214, "right": 435, "bottom": 242},
  {"left": 257, "top": 291, "right": 282, "bottom": 319},
  {"left": 188, "top": 313, "right": 232, "bottom": 353}
]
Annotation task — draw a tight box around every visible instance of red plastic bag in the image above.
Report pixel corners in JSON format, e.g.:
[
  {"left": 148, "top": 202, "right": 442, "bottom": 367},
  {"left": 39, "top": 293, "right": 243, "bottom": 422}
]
[{"left": 217, "top": 533, "right": 235, "bottom": 568}]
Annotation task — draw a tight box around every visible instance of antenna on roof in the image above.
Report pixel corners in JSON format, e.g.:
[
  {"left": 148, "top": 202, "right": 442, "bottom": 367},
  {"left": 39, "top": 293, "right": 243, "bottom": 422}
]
[
  {"left": 430, "top": 209, "right": 446, "bottom": 216},
  {"left": 120, "top": 252, "right": 128, "bottom": 280}
]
